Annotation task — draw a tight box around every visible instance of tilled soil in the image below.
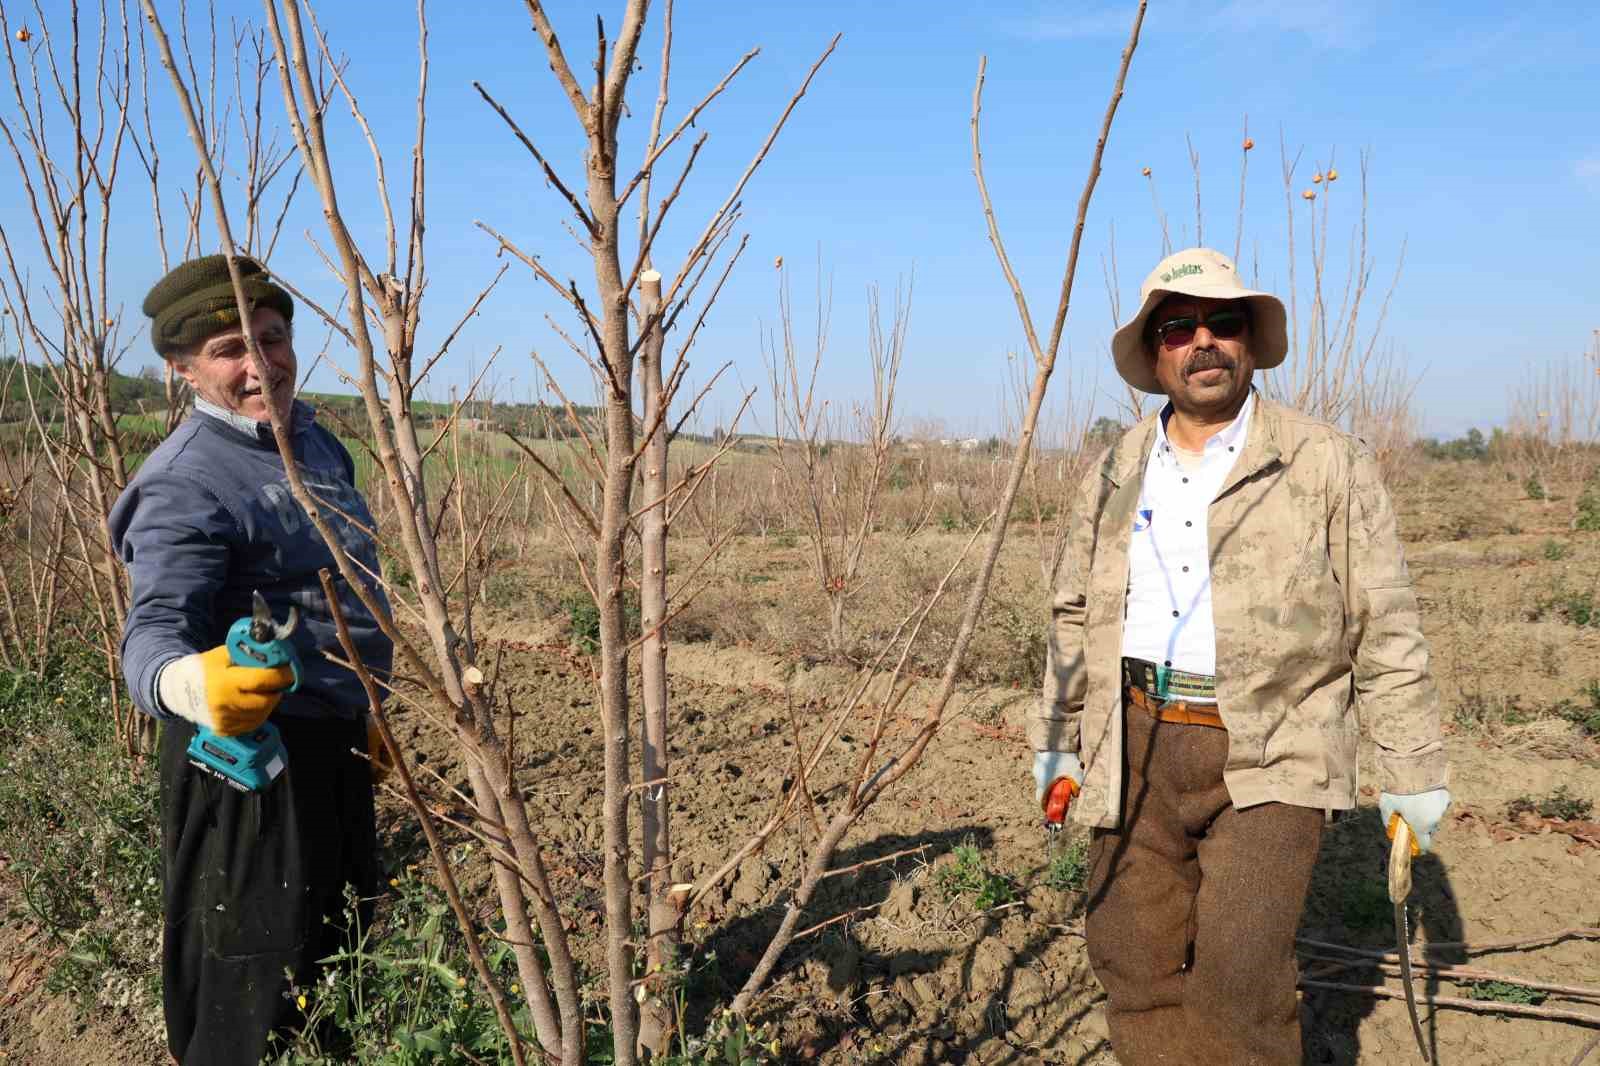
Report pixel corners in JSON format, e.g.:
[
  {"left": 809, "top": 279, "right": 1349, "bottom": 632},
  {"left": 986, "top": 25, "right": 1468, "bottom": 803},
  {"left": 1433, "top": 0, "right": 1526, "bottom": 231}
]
[
  {"left": 5, "top": 462, "right": 1600, "bottom": 1064},
  {"left": 4, "top": 631, "right": 1598, "bottom": 1064}
]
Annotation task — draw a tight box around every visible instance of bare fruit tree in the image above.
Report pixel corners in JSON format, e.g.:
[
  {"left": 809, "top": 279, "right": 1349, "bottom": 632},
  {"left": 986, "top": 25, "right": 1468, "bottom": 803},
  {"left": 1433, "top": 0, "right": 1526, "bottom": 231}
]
[
  {"left": 0, "top": 1, "right": 140, "bottom": 741},
  {"left": 716, "top": 2, "right": 1147, "bottom": 1012},
  {"left": 140, "top": 0, "right": 1144, "bottom": 1062},
  {"left": 0, "top": 0, "right": 308, "bottom": 752},
  {"left": 147, "top": 0, "right": 834, "bottom": 1060},
  {"left": 766, "top": 263, "right": 912, "bottom": 657}
]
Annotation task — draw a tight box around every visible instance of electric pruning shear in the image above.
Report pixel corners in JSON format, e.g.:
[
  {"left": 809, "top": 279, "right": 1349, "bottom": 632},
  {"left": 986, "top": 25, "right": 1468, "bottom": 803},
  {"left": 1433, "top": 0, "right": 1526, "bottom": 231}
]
[{"left": 186, "top": 591, "right": 302, "bottom": 792}]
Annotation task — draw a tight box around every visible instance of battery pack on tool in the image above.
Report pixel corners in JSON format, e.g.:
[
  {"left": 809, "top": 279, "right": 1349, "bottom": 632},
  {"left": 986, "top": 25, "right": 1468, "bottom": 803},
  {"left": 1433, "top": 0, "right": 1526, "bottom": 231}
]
[
  {"left": 186, "top": 592, "right": 302, "bottom": 792},
  {"left": 187, "top": 722, "right": 289, "bottom": 792}
]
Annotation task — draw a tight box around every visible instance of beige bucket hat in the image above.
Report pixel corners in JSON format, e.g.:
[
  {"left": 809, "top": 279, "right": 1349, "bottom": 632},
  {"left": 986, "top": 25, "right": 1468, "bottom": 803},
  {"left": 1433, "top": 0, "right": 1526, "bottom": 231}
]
[{"left": 1110, "top": 247, "right": 1288, "bottom": 394}]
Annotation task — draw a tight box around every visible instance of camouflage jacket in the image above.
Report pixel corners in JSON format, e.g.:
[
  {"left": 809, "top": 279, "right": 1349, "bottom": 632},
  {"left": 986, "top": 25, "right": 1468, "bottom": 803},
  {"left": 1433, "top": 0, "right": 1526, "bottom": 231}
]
[{"left": 1032, "top": 395, "right": 1449, "bottom": 828}]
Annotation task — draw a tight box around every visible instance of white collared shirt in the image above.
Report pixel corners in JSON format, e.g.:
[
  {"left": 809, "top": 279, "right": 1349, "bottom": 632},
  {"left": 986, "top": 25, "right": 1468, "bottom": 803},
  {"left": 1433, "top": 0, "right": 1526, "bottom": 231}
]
[{"left": 1120, "top": 392, "right": 1256, "bottom": 696}]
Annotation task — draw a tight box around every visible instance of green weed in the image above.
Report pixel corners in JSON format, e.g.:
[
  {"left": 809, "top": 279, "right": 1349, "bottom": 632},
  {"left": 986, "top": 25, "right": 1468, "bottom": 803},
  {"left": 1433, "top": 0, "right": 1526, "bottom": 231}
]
[
  {"left": 270, "top": 873, "right": 531, "bottom": 1064},
  {"left": 587, "top": 1009, "right": 781, "bottom": 1066},
  {"left": 559, "top": 590, "right": 640, "bottom": 654},
  {"left": 0, "top": 652, "right": 162, "bottom": 1037},
  {"left": 1541, "top": 539, "right": 1571, "bottom": 561},
  {"left": 1554, "top": 681, "right": 1600, "bottom": 737},
  {"left": 1464, "top": 980, "right": 1546, "bottom": 1006},
  {"left": 1506, "top": 785, "right": 1592, "bottom": 822},
  {"left": 935, "top": 837, "right": 1015, "bottom": 911},
  {"left": 1524, "top": 474, "right": 1547, "bottom": 501},
  {"left": 1576, "top": 485, "right": 1600, "bottom": 532},
  {"left": 1043, "top": 837, "right": 1090, "bottom": 893},
  {"left": 1532, "top": 582, "right": 1598, "bottom": 627},
  {"left": 1451, "top": 691, "right": 1526, "bottom": 733}
]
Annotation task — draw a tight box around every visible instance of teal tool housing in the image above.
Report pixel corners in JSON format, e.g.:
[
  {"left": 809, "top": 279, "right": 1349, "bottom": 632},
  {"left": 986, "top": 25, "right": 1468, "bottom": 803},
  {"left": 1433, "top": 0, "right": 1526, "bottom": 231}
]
[{"left": 186, "top": 593, "right": 301, "bottom": 792}]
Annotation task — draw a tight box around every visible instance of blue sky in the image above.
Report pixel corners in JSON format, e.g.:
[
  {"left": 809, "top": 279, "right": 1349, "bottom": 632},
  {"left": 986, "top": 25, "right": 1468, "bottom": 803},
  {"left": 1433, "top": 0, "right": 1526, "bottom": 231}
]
[{"left": 6, "top": 1, "right": 1598, "bottom": 438}]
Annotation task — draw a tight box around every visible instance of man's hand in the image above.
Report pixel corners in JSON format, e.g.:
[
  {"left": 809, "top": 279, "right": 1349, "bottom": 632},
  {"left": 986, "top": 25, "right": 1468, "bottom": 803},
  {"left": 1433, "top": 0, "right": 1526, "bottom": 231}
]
[
  {"left": 1033, "top": 751, "right": 1085, "bottom": 811},
  {"left": 1379, "top": 787, "right": 1451, "bottom": 853},
  {"left": 366, "top": 717, "right": 396, "bottom": 783},
  {"left": 157, "top": 645, "right": 294, "bottom": 736}
]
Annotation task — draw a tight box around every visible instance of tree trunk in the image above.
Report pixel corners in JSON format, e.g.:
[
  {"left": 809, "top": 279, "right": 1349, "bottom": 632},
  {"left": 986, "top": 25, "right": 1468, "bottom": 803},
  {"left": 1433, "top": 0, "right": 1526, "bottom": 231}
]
[
  {"left": 636, "top": 271, "right": 681, "bottom": 1058},
  {"left": 588, "top": 128, "right": 641, "bottom": 1066}
]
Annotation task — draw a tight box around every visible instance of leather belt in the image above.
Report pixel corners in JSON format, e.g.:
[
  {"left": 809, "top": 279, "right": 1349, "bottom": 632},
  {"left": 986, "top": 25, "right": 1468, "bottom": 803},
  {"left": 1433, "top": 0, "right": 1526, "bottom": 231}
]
[{"left": 1125, "top": 685, "right": 1225, "bottom": 729}]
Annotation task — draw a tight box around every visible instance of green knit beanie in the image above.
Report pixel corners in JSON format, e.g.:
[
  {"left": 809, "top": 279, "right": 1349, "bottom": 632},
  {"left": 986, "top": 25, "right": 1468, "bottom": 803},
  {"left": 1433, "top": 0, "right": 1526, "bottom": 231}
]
[{"left": 142, "top": 254, "right": 294, "bottom": 357}]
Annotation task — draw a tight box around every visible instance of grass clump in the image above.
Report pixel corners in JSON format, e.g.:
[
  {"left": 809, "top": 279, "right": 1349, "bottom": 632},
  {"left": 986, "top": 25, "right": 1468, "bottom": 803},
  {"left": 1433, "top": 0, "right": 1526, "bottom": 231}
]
[
  {"left": 1541, "top": 538, "right": 1570, "bottom": 561},
  {"left": 1505, "top": 785, "right": 1593, "bottom": 822},
  {"left": 1465, "top": 979, "right": 1546, "bottom": 1006},
  {"left": 270, "top": 871, "right": 532, "bottom": 1064},
  {"left": 1043, "top": 836, "right": 1090, "bottom": 892},
  {"left": 560, "top": 589, "right": 641, "bottom": 654},
  {"left": 1553, "top": 681, "right": 1600, "bottom": 738},
  {"left": 935, "top": 837, "right": 1015, "bottom": 911},
  {"left": 0, "top": 652, "right": 162, "bottom": 1038},
  {"left": 1576, "top": 485, "right": 1600, "bottom": 532},
  {"left": 1531, "top": 581, "right": 1599, "bottom": 627}
]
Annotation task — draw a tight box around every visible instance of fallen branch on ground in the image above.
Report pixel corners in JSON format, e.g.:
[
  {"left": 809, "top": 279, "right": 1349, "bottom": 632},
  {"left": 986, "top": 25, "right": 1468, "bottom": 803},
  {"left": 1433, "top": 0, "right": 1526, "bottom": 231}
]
[{"left": 1300, "top": 979, "right": 1600, "bottom": 1028}]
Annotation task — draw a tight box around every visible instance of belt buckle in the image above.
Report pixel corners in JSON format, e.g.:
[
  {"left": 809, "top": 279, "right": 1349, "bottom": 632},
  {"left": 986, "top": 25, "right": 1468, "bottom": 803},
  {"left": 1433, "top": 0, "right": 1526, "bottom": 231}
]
[{"left": 1153, "top": 663, "right": 1171, "bottom": 702}]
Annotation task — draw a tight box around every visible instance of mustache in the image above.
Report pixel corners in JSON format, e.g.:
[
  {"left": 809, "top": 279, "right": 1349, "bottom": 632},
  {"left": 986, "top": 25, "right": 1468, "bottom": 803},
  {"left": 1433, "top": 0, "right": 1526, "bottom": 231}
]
[{"left": 1183, "top": 347, "right": 1235, "bottom": 377}]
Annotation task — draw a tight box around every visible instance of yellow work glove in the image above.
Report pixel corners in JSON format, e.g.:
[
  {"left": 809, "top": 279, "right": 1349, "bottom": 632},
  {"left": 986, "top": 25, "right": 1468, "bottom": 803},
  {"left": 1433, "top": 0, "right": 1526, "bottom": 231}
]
[
  {"left": 366, "top": 717, "right": 396, "bottom": 783},
  {"left": 157, "top": 645, "right": 294, "bottom": 736}
]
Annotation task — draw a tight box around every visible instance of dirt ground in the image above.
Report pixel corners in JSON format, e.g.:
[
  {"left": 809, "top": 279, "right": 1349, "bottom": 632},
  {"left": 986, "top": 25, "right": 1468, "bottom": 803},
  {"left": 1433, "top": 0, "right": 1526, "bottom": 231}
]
[{"left": 4, "top": 458, "right": 1599, "bottom": 1064}]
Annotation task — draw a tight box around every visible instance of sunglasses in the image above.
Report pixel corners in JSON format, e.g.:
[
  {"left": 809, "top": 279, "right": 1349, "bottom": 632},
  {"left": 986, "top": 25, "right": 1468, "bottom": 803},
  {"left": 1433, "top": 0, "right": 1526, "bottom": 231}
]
[{"left": 1153, "top": 308, "right": 1249, "bottom": 350}]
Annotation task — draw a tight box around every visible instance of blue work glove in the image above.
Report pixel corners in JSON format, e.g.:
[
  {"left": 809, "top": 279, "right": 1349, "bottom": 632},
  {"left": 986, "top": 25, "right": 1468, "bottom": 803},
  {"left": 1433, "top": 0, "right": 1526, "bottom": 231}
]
[
  {"left": 1032, "top": 751, "right": 1084, "bottom": 810},
  {"left": 1379, "top": 787, "right": 1452, "bottom": 853}
]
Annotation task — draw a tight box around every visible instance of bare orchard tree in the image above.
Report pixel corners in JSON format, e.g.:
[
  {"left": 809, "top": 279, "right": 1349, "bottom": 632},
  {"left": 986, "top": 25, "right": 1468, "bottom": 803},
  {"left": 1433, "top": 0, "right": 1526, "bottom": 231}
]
[
  {"left": 1263, "top": 143, "right": 1406, "bottom": 428},
  {"left": 146, "top": 0, "right": 1143, "bottom": 1061},
  {"left": 0, "top": 0, "right": 308, "bottom": 755},
  {"left": 0, "top": 0, "right": 150, "bottom": 751},
  {"left": 1000, "top": 348, "right": 1097, "bottom": 586},
  {"left": 765, "top": 264, "right": 912, "bottom": 657},
  {"left": 479, "top": 0, "right": 830, "bottom": 1048},
  {"left": 713, "top": 6, "right": 1148, "bottom": 1011},
  {"left": 150, "top": 0, "right": 830, "bottom": 1061}
]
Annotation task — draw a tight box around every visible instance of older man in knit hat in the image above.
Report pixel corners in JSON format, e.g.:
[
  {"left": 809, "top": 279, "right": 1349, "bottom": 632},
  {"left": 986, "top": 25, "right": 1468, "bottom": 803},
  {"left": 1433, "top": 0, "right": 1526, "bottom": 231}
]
[
  {"left": 1030, "top": 248, "right": 1450, "bottom": 1064},
  {"left": 110, "top": 255, "right": 393, "bottom": 1065}
]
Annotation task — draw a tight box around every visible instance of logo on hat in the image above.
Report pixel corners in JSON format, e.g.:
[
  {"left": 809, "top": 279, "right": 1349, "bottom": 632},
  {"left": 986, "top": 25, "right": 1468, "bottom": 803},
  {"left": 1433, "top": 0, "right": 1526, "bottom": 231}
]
[{"left": 1159, "top": 263, "right": 1204, "bottom": 284}]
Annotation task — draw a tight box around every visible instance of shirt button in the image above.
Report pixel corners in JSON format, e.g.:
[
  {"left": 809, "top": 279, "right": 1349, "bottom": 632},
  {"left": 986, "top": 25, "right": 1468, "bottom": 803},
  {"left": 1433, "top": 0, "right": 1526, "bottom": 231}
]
[
  {"left": 1185, "top": 520, "right": 1193, "bottom": 527},
  {"left": 1182, "top": 477, "right": 1189, "bottom": 483},
  {"left": 1182, "top": 565, "right": 1190, "bottom": 572},
  {"left": 1171, "top": 610, "right": 1179, "bottom": 618},
  {"left": 1164, "top": 660, "right": 1172, "bottom": 667},
  {"left": 1228, "top": 446, "right": 1235, "bottom": 452}
]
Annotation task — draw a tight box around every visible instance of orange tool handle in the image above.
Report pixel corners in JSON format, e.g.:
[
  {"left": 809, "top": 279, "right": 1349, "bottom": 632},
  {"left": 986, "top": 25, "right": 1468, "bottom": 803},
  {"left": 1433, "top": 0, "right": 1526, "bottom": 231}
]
[
  {"left": 1386, "top": 812, "right": 1421, "bottom": 857},
  {"left": 1043, "top": 777, "right": 1079, "bottom": 825}
]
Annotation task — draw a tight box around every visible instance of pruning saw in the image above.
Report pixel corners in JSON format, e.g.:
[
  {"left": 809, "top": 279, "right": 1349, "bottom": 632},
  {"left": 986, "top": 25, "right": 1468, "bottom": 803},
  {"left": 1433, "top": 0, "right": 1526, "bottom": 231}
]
[{"left": 1387, "top": 813, "right": 1430, "bottom": 1063}]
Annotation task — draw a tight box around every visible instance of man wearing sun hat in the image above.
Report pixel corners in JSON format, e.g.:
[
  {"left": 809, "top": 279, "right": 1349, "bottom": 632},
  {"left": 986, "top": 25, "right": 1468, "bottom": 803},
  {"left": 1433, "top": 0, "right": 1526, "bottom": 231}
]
[
  {"left": 109, "top": 254, "right": 394, "bottom": 1064},
  {"left": 1029, "top": 247, "right": 1450, "bottom": 1064}
]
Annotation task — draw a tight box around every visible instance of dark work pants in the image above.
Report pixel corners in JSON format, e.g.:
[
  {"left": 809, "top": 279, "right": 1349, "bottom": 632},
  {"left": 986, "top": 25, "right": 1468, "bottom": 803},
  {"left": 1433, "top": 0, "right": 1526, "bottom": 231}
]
[
  {"left": 1085, "top": 695, "right": 1324, "bottom": 1066},
  {"left": 159, "top": 715, "right": 378, "bottom": 1066}
]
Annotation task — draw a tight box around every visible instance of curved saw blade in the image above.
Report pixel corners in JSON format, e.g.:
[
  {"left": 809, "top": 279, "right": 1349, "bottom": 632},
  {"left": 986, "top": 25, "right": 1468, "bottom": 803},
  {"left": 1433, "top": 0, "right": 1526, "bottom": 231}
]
[{"left": 1388, "top": 814, "right": 1430, "bottom": 1063}]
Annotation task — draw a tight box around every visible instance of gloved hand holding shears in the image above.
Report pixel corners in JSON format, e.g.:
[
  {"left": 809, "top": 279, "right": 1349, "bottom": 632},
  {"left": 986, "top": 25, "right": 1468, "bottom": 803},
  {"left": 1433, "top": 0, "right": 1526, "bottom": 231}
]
[
  {"left": 158, "top": 646, "right": 295, "bottom": 734},
  {"left": 157, "top": 592, "right": 298, "bottom": 735},
  {"left": 1034, "top": 750, "right": 1085, "bottom": 823}
]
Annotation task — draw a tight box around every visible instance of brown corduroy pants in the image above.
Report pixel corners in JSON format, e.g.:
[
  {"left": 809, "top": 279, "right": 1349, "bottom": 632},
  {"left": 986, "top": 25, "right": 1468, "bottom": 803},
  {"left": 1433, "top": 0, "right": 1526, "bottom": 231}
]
[{"left": 1085, "top": 691, "right": 1324, "bottom": 1066}]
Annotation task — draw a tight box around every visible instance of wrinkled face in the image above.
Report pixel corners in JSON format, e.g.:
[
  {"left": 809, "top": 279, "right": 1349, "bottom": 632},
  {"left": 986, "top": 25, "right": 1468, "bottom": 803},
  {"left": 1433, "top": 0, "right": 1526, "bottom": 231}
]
[
  {"left": 174, "top": 307, "right": 296, "bottom": 423},
  {"left": 1146, "top": 295, "right": 1256, "bottom": 416}
]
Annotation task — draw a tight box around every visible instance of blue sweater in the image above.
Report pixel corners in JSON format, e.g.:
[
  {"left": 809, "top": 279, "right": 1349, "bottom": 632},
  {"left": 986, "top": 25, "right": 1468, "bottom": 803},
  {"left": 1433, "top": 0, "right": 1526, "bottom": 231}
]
[{"left": 110, "top": 399, "right": 394, "bottom": 721}]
